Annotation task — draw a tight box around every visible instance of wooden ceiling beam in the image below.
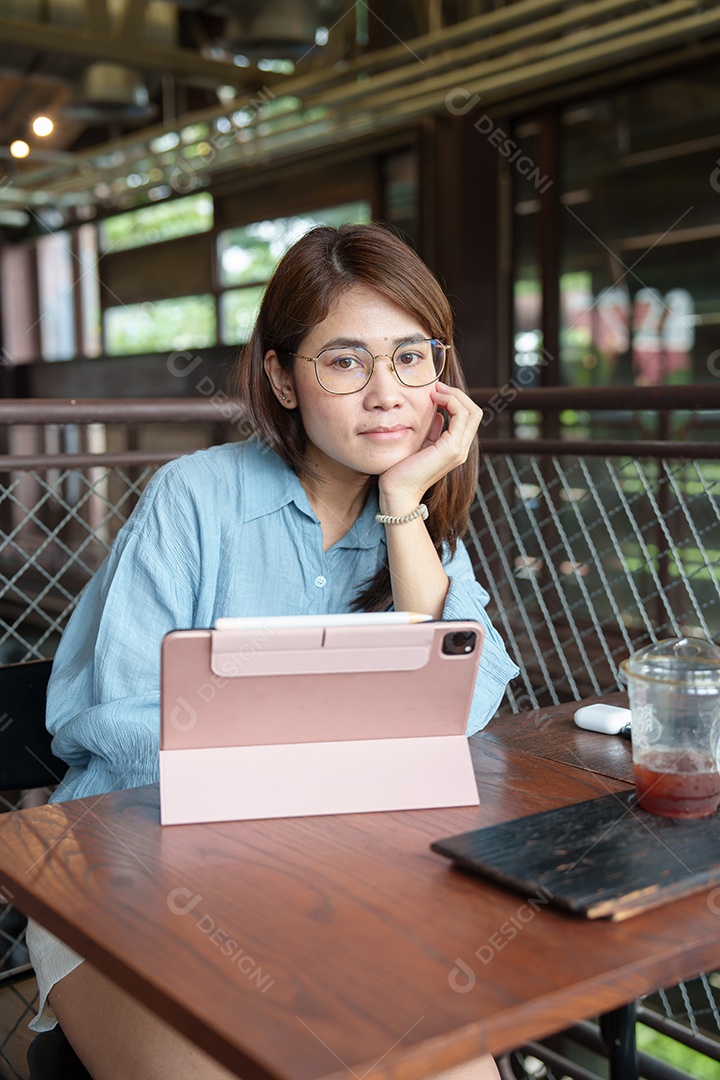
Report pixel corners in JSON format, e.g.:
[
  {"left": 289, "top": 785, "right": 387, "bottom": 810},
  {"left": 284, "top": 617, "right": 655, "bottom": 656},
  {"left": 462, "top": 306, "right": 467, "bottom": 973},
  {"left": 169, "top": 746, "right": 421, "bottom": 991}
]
[
  {"left": 5, "top": 1, "right": 720, "bottom": 211},
  {"left": 0, "top": 13, "right": 248, "bottom": 82}
]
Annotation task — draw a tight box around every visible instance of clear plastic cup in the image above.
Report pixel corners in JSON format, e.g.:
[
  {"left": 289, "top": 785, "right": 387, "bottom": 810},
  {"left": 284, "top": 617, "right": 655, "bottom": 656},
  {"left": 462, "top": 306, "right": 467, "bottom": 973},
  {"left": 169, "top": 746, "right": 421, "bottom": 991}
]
[{"left": 619, "top": 637, "right": 720, "bottom": 819}]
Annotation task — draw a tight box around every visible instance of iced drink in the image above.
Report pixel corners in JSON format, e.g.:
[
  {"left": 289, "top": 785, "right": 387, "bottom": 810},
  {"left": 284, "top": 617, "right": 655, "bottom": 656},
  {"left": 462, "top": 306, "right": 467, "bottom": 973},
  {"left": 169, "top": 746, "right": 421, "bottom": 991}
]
[
  {"left": 620, "top": 637, "right": 720, "bottom": 820},
  {"left": 633, "top": 749, "right": 720, "bottom": 819}
]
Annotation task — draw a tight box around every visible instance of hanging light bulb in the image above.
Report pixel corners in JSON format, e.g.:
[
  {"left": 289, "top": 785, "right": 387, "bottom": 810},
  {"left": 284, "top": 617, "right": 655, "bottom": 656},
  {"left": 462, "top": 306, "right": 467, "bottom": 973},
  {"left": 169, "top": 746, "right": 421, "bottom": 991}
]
[
  {"left": 32, "top": 116, "right": 54, "bottom": 137},
  {"left": 10, "top": 140, "right": 30, "bottom": 158}
]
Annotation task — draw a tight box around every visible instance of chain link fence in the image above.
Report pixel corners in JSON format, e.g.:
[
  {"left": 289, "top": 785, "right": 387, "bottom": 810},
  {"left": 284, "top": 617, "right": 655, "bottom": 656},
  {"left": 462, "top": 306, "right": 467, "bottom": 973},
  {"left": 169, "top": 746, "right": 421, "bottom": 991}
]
[
  {"left": 1, "top": 463, "right": 162, "bottom": 665},
  {"left": 471, "top": 448, "right": 720, "bottom": 712}
]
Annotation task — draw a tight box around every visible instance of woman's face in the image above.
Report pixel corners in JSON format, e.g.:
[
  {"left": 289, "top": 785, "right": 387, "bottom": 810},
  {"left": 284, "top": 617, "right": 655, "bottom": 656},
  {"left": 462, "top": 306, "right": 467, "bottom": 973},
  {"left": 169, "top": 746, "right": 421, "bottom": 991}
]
[{"left": 274, "top": 284, "right": 441, "bottom": 483}]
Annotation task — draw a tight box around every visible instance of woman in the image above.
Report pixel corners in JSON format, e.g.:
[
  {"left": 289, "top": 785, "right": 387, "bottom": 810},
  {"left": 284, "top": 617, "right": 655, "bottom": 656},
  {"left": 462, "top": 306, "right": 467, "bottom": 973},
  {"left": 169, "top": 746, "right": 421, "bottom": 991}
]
[{"left": 27, "top": 223, "right": 518, "bottom": 1079}]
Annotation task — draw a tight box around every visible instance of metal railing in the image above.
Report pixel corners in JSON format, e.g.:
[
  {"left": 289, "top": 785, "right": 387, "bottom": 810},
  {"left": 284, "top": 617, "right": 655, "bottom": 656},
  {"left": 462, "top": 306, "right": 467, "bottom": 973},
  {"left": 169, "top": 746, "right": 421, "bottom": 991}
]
[
  {"left": 5, "top": 389, "right": 719, "bottom": 683},
  {"left": 0, "top": 399, "right": 234, "bottom": 664},
  {"left": 469, "top": 385, "right": 720, "bottom": 711},
  {"left": 2, "top": 390, "right": 720, "bottom": 1079}
]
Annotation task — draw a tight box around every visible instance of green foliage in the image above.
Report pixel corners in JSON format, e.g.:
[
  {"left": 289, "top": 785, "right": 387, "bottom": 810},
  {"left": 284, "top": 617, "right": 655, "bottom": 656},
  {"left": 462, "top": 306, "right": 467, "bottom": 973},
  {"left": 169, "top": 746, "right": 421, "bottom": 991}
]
[
  {"left": 217, "top": 201, "right": 371, "bottom": 287},
  {"left": 99, "top": 193, "right": 213, "bottom": 253},
  {"left": 221, "top": 287, "right": 265, "bottom": 344},
  {"left": 636, "top": 1024, "right": 720, "bottom": 1079},
  {"left": 104, "top": 295, "right": 216, "bottom": 355}
]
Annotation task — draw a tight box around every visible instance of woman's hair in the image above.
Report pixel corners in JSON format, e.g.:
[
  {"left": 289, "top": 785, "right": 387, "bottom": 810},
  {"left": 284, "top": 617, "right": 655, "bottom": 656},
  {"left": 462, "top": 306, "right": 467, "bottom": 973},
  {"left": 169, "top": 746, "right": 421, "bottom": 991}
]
[{"left": 230, "top": 222, "right": 479, "bottom": 611}]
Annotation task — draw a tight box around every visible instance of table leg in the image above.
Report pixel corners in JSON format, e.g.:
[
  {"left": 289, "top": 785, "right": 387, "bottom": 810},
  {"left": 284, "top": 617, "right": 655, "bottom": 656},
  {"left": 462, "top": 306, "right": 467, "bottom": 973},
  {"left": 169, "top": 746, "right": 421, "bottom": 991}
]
[{"left": 599, "top": 1003, "right": 638, "bottom": 1080}]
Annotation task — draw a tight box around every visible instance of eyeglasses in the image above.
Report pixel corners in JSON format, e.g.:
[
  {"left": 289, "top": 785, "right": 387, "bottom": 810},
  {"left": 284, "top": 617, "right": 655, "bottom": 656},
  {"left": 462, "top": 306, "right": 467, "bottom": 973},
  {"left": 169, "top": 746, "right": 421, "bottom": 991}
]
[{"left": 289, "top": 339, "right": 448, "bottom": 395}]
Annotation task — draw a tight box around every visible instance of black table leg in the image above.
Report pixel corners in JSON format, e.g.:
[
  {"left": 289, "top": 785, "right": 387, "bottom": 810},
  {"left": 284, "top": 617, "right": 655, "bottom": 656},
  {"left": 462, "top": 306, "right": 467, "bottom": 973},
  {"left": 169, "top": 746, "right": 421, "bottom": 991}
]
[{"left": 599, "top": 1002, "right": 638, "bottom": 1080}]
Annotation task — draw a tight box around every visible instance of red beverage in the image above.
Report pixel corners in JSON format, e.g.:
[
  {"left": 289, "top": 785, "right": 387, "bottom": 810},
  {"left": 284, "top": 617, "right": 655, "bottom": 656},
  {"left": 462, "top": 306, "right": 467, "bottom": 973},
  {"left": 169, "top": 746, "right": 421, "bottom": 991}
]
[{"left": 634, "top": 750, "right": 720, "bottom": 819}]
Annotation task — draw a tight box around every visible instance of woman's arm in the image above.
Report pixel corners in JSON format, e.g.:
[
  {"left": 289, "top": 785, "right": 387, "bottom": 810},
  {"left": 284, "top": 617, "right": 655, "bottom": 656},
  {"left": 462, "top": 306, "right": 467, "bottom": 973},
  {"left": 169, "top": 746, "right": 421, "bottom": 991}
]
[
  {"left": 378, "top": 382, "right": 518, "bottom": 729},
  {"left": 440, "top": 539, "right": 520, "bottom": 733},
  {"left": 47, "top": 465, "right": 200, "bottom": 802},
  {"left": 381, "top": 512, "right": 449, "bottom": 619},
  {"left": 378, "top": 381, "right": 481, "bottom": 618}
]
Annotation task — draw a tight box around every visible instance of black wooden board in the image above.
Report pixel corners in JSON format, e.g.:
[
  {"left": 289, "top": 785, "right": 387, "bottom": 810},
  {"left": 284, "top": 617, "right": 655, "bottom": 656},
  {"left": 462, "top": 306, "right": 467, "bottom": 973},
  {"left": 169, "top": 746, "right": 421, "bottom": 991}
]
[{"left": 431, "top": 791, "right": 720, "bottom": 920}]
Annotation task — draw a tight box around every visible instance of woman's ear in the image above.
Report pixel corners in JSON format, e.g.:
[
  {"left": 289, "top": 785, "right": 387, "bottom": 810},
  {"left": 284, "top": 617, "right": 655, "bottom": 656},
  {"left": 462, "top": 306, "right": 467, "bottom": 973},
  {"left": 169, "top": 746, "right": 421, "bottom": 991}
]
[{"left": 264, "top": 350, "right": 297, "bottom": 409}]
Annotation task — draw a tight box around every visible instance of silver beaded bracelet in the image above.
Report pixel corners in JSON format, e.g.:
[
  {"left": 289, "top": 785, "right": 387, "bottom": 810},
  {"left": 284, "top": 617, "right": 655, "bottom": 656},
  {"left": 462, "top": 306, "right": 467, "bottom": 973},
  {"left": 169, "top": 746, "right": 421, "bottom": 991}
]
[{"left": 375, "top": 503, "right": 428, "bottom": 526}]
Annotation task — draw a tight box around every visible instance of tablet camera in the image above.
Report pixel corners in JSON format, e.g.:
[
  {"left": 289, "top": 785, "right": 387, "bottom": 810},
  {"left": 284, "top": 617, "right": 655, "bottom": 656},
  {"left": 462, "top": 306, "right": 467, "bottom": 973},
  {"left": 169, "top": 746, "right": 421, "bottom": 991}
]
[{"left": 442, "top": 630, "right": 477, "bottom": 656}]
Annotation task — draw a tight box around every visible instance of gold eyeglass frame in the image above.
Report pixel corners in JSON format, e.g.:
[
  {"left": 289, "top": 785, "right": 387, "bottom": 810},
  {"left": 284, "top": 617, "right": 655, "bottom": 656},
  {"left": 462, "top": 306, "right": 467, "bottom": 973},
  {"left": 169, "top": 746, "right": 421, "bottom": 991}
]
[{"left": 289, "top": 339, "right": 448, "bottom": 395}]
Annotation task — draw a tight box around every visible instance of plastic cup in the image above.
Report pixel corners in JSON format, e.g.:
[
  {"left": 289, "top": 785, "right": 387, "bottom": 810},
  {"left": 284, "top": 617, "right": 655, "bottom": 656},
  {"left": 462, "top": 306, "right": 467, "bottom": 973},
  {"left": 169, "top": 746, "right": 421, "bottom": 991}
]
[{"left": 619, "top": 637, "right": 720, "bottom": 819}]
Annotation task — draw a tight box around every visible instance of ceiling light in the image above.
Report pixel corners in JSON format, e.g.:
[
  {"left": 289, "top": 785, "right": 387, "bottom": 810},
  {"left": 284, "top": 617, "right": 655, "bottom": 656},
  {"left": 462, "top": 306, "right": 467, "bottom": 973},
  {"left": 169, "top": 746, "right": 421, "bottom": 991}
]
[
  {"left": 37, "top": 208, "right": 65, "bottom": 229},
  {"left": 257, "top": 59, "right": 294, "bottom": 73},
  {"left": 150, "top": 132, "right": 180, "bottom": 153},
  {"left": 148, "top": 185, "right": 171, "bottom": 202},
  {"left": 63, "top": 64, "right": 157, "bottom": 124},
  {"left": 32, "top": 116, "right": 54, "bottom": 137},
  {"left": 224, "top": 0, "right": 318, "bottom": 61},
  {"left": 10, "top": 140, "right": 30, "bottom": 158}
]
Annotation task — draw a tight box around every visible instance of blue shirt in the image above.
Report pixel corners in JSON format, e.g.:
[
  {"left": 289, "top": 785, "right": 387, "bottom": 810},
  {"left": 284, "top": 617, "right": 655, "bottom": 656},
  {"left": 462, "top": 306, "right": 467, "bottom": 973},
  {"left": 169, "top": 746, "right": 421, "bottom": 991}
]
[{"left": 47, "top": 438, "right": 519, "bottom": 802}]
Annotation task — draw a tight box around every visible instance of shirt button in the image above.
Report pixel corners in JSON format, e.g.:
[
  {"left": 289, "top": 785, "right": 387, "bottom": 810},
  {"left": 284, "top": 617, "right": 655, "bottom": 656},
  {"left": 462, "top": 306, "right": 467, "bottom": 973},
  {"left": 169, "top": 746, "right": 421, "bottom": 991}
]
[{"left": 314, "top": 575, "right": 327, "bottom": 588}]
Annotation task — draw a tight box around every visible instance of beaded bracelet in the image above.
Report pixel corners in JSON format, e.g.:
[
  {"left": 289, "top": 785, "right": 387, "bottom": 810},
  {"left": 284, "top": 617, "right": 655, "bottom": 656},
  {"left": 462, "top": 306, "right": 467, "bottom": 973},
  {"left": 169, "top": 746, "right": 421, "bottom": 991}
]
[{"left": 375, "top": 503, "right": 428, "bottom": 525}]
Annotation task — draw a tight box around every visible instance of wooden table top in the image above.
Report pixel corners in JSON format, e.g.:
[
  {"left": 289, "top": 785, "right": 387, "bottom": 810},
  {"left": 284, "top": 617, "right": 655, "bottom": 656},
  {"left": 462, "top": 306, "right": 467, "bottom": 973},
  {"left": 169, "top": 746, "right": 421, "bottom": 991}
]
[
  {"left": 0, "top": 711, "right": 718, "bottom": 1080},
  {"left": 486, "top": 693, "right": 633, "bottom": 783}
]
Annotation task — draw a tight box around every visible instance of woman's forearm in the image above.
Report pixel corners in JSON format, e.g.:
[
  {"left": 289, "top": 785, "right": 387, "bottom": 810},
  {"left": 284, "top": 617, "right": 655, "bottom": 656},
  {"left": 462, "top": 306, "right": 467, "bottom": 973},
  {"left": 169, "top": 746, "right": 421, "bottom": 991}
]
[{"left": 382, "top": 516, "right": 449, "bottom": 618}]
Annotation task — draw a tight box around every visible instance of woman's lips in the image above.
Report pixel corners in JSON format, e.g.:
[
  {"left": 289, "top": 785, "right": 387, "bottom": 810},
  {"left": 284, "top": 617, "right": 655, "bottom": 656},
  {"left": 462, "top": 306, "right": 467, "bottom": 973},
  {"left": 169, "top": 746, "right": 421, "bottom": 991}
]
[{"left": 358, "top": 426, "right": 410, "bottom": 440}]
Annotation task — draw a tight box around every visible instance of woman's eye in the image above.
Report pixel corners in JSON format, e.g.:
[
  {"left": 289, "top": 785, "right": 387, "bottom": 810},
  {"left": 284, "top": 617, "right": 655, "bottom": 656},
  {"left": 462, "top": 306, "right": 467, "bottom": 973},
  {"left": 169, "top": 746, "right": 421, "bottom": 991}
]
[
  {"left": 332, "top": 354, "right": 362, "bottom": 370},
  {"left": 397, "top": 351, "right": 422, "bottom": 366}
]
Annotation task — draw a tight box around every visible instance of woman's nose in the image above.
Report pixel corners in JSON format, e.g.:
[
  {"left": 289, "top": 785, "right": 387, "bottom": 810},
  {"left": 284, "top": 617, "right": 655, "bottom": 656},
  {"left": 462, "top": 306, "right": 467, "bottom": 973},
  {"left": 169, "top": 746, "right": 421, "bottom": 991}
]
[{"left": 363, "top": 360, "right": 403, "bottom": 405}]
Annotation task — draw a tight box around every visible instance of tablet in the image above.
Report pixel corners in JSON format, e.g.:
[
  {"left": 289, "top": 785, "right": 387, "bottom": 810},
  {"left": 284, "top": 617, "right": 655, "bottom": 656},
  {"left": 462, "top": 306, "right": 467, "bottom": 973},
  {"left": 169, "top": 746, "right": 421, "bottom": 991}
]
[{"left": 159, "top": 617, "right": 484, "bottom": 824}]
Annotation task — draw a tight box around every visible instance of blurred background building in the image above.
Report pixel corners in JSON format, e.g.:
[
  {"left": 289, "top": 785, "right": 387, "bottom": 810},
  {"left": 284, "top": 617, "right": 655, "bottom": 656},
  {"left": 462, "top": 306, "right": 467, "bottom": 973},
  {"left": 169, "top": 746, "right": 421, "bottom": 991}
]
[{"left": 0, "top": 0, "right": 718, "bottom": 401}]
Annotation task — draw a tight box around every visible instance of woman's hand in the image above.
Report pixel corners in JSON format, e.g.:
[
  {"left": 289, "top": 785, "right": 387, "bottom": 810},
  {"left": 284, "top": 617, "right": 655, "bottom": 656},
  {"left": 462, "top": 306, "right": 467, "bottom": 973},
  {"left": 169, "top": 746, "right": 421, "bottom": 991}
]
[{"left": 377, "top": 382, "right": 482, "bottom": 514}]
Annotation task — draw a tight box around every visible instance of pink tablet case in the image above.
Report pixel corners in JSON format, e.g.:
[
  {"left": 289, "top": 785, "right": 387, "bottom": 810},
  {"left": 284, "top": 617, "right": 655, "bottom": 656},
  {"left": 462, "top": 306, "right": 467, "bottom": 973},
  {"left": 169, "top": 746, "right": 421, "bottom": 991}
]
[{"left": 159, "top": 620, "right": 483, "bottom": 824}]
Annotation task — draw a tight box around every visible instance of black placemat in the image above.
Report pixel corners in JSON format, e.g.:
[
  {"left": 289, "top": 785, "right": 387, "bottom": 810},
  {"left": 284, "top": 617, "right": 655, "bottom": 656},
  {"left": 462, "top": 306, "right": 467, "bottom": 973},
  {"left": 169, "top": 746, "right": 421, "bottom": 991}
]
[{"left": 431, "top": 791, "right": 720, "bottom": 920}]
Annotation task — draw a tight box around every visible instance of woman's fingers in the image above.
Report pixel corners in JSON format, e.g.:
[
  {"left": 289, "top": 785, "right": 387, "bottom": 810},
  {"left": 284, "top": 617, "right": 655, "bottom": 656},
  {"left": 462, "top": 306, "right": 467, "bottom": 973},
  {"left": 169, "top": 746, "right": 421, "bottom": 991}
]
[
  {"left": 422, "top": 410, "right": 445, "bottom": 448},
  {"left": 379, "top": 384, "right": 482, "bottom": 507},
  {"left": 430, "top": 384, "right": 483, "bottom": 462}
]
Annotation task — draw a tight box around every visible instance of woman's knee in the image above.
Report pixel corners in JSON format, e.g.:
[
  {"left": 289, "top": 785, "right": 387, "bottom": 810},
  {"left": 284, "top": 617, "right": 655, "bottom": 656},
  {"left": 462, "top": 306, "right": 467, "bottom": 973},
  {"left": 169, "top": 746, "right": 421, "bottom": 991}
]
[{"left": 49, "top": 962, "right": 237, "bottom": 1080}]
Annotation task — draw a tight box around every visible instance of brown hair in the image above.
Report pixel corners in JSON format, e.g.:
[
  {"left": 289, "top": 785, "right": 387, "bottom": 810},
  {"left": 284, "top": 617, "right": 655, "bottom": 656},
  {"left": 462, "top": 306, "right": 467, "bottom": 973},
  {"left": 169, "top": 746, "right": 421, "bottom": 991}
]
[{"left": 230, "top": 222, "right": 479, "bottom": 611}]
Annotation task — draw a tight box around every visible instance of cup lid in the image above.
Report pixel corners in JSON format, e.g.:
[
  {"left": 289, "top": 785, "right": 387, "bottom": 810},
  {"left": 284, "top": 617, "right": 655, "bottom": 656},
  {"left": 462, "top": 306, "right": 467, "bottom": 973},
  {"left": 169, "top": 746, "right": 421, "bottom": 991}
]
[{"left": 620, "top": 636, "right": 720, "bottom": 686}]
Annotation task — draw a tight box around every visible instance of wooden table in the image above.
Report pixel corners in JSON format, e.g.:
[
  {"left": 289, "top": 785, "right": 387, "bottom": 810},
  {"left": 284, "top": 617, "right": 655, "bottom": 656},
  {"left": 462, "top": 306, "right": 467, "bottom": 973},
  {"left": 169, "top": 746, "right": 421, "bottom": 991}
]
[
  {"left": 484, "top": 691, "right": 633, "bottom": 784},
  {"left": 1, "top": 699, "right": 719, "bottom": 1080}
]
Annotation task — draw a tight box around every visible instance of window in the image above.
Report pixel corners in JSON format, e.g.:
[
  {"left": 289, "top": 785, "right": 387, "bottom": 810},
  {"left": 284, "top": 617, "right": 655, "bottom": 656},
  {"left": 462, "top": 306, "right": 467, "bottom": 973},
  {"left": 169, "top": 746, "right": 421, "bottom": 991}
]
[
  {"left": 37, "top": 231, "right": 76, "bottom": 361},
  {"left": 104, "top": 294, "right": 216, "bottom": 355},
  {"left": 219, "top": 288, "right": 265, "bottom": 346},
  {"left": 217, "top": 200, "right": 371, "bottom": 344},
  {"left": 99, "top": 192, "right": 213, "bottom": 253},
  {"left": 559, "top": 70, "right": 720, "bottom": 388},
  {"left": 78, "top": 223, "right": 101, "bottom": 358},
  {"left": 512, "top": 68, "right": 720, "bottom": 393}
]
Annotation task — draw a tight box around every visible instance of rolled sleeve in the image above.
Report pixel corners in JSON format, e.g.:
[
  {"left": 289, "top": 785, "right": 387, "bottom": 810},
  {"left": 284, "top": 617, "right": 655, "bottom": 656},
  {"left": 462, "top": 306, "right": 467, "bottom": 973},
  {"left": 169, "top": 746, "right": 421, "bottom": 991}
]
[
  {"left": 47, "top": 467, "right": 200, "bottom": 802},
  {"left": 442, "top": 540, "right": 519, "bottom": 735}
]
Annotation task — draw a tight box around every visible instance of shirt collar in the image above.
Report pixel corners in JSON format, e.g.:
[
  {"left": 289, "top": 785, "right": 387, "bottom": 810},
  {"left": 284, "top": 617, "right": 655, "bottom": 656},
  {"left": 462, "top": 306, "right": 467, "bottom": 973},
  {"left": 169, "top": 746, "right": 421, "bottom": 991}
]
[
  {"left": 241, "top": 437, "right": 306, "bottom": 521},
  {"left": 241, "top": 437, "right": 386, "bottom": 551}
]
